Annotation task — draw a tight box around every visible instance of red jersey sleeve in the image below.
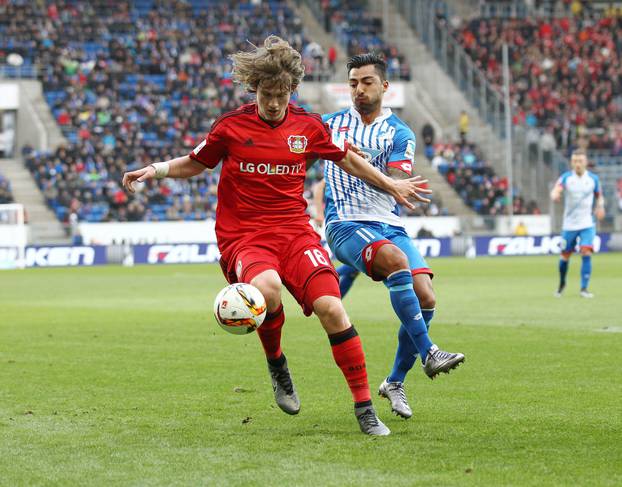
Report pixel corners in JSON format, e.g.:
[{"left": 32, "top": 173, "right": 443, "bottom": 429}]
[
  {"left": 189, "top": 121, "right": 227, "bottom": 168},
  {"left": 308, "top": 121, "right": 349, "bottom": 162}
]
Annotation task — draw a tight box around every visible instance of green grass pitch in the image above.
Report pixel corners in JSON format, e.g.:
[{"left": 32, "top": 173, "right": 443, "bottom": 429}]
[{"left": 1, "top": 254, "right": 621, "bottom": 486}]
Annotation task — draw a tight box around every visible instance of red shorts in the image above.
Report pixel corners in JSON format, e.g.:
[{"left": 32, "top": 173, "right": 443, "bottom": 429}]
[{"left": 219, "top": 226, "right": 340, "bottom": 316}]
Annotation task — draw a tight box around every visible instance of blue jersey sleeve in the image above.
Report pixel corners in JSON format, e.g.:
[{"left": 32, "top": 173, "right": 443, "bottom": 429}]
[
  {"left": 388, "top": 125, "right": 416, "bottom": 164},
  {"left": 322, "top": 111, "right": 343, "bottom": 124},
  {"left": 556, "top": 171, "right": 571, "bottom": 188},
  {"left": 590, "top": 173, "right": 601, "bottom": 195},
  {"left": 387, "top": 124, "right": 416, "bottom": 175}
]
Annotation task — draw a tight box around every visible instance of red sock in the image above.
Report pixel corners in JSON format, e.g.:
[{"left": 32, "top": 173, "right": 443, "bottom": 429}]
[
  {"left": 329, "top": 326, "right": 371, "bottom": 404},
  {"left": 256, "top": 304, "right": 284, "bottom": 360}
]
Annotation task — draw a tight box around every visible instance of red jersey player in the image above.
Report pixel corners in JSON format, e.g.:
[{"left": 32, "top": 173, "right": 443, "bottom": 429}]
[{"left": 123, "top": 36, "right": 430, "bottom": 436}]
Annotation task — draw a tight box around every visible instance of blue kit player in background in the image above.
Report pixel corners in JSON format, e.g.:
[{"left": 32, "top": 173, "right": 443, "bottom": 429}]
[
  {"left": 312, "top": 178, "right": 360, "bottom": 296},
  {"left": 320, "top": 53, "right": 465, "bottom": 419},
  {"left": 551, "top": 149, "right": 605, "bottom": 298}
]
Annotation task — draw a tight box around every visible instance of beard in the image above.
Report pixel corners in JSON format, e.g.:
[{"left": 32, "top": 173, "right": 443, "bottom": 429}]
[{"left": 354, "top": 98, "right": 380, "bottom": 115}]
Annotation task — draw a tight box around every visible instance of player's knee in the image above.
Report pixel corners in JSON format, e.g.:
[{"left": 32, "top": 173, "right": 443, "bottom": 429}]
[
  {"left": 418, "top": 290, "right": 436, "bottom": 310},
  {"left": 250, "top": 273, "right": 282, "bottom": 310},
  {"left": 414, "top": 275, "right": 435, "bottom": 309},
  {"left": 313, "top": 296, "right": 349, "bottom": 333},
  {"left": 580, "top": 248, "right": 593, "bottom": 256},
  {"left": 374, "top": 245, "right": 409, "bottom": 276}
]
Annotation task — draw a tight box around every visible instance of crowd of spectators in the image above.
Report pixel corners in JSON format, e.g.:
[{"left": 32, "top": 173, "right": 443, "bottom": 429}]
[
  {"left": 2, "top": 0, "right": 329, "bottom": 224},
  {"left": 317, "top": 0, "right": 411, "bottom": 80},
  {"left": 0, "top": 172, "right": 14, "bottom": 204},
  {"left": 454, "top": 3, "right": 622, "bottom": 154},
  {"left": 425, "top": 138, "right": 540, "bottom": 216}
]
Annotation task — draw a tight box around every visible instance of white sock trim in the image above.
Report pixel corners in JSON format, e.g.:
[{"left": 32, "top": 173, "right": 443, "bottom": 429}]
[{"left": 387, "top": 269, "right": 411, "bottom": 279}]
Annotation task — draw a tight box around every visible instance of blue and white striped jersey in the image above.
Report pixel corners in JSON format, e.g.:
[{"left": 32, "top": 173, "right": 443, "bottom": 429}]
[
  {"left": 556, "top": 170, "right": 601, "bottom": 231},
  {"left": 322, "top": 107, "right": 416, "bottom": 228}
]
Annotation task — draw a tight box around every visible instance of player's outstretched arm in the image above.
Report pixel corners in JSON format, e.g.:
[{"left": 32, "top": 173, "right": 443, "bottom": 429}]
[
  {"left": 336, "top": 149, "right": 431, "bottom": 210},
  {"left": 122, "top": 155, "right": 205, "bottom": 193}
]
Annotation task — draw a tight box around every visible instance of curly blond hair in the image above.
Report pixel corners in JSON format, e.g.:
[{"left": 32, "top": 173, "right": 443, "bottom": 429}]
[{"left": 230, "top": 35, "right": 305, "bottom": 93}]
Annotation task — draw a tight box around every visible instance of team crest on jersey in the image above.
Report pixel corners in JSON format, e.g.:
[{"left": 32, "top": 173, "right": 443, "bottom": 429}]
[
  {"left": 361, "top": 147, "right": 383, "bottom": 162},
  {"left": 287, "top": 135, "right": 308, "bottom": 154}
]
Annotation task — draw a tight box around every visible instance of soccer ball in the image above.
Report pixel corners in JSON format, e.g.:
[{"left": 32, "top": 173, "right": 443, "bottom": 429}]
[{"left": 213, "top": 283, "right": 267, "bottom": 335}]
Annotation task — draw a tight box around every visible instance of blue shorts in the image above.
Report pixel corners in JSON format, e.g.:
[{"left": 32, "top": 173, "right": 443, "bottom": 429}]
[
  {"left": 561, "top": 226, "right": 596, "bottom": 254},
  {"left": 325, "top": 221, "right": 432, "bottom": 281}
]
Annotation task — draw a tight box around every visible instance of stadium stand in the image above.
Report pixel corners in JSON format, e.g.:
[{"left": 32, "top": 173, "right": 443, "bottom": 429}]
[
  {"left": 588, "top": 153, "right": 622, "bottom": 221},
  {"left": 427, "top": 138, "right": 540, "bottom": 216},
  {"left": 2, "top": 0, "right": 329, "bottom": 223},
  {"left": 455, "top": 8, "right": 622, "bottom": 155},
  {"left": 2, "top": 0, "right": 550, "bottom": 222},
  {"left": 0, "top": 172, "right": 14, "bottom": 204},
  {"left": 316, "top": 0, "right": 411, "bottom": 80}
]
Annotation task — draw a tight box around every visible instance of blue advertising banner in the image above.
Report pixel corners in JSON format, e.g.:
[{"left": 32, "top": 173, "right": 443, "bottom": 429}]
[
  {"left": 133, "top": 243, "right": 221, "bottom": 264},
  {"left": 474, "top": 234, "right": 611, "bottom": 257},
  {"left": 24, "top": 245, "right": 108, "bottom": 267},
  {"left": 412, "top": 238, "right": 452, "bottom": 258},
  {"left": 132, "top": 238, "right": 453, "bottom": 265},
  {"left": 2, "top": 235, "right": 611, "bottom": 270}
]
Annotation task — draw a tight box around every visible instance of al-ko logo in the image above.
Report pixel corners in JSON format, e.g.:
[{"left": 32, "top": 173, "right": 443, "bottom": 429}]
[
  {"left": 146, "top": 244, "right": 221, "bottom": 264},
  {"left": 486, "top": 236, "right": 602, "bottom": 256}
]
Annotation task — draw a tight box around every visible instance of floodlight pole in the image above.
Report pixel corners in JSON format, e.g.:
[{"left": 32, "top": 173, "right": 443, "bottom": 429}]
[{"left": 502, "top": 43, "right": 514, "bottom": 220}]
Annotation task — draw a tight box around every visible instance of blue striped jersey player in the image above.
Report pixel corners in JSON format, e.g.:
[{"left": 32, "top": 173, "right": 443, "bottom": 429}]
[
  {"left": 320, "top": 53, "right": 465, "bottom": 419},
  {"left": 551, "top": 149, "right": 605, "bottom": 298}
]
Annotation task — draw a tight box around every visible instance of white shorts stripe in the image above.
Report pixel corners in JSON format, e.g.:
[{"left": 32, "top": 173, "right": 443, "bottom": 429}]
[
  {"left": 356, "top": 229, "right": 371, "bottom": 243},
  {"left": 361, "top": 227, "right": 376, "bottom": 240}
]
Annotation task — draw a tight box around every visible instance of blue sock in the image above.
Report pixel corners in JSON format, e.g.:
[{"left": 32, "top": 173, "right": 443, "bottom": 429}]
[
  {"left": 388, "top": 324, "right": 417, "bottom": 383},
  {"left": 422, "top": 308, "right": 435, "bottom": 328},
  {"left": 408, "top": 308, "right": 435, "bottom": 365},
  {"left": 386, "top": 270, "right": 434, "bottom": 364},
  {"left": 387, "top": 310, "right": 434, "bottom": 383},
  {"left": 559, "top": 259, "right": 569, "bottom": 287},
  {"left": 336, "top": 264, "right": 358, "bottom": 298},
  {"left": 581, "top": 255, "right": 591, "bottom": 290}
]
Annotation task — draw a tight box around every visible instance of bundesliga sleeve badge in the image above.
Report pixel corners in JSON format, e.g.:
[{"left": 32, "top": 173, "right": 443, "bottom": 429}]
[{"left": 288, "top": 135, "right": 308, "bottom": 154}]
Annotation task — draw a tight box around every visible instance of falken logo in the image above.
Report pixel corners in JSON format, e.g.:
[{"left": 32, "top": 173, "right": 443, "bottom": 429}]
[
  {"left": 287, "top": 135, "right": 307, "bottom": 154},
  {"left": 147, "top": 244, "right": 220, "bottom": 264}
]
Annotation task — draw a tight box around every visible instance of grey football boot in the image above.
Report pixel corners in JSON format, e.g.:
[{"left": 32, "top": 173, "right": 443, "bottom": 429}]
[
  {"left": 267, "top": 355, "right": 300, "bottom": 415},
  {"left": 378, "top": 379, "right": 413, "bottom": 419},
  {"left": 423, "top": 345, "right": 465, "bottom": 379},
  {"left": 354, "top": 404, "right": 391, "bottom": 436}
]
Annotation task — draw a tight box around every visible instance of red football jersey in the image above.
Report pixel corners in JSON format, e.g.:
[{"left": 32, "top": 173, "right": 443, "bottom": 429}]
[{"left": 189, "top": 103, "right": 349, "bottom": 253}]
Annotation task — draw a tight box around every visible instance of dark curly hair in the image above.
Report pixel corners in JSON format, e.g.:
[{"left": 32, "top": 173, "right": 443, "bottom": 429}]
[{"left": 346, "top": 53, "right": 387, "bottom": 80}]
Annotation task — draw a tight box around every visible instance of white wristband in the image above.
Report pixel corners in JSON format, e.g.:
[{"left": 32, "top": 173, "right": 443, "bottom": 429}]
[{"left": 150, "top": 162, "right": 170, "bottom": 179}]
